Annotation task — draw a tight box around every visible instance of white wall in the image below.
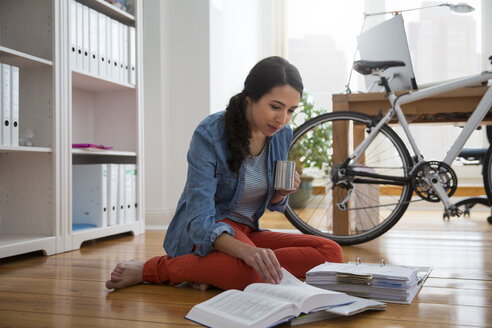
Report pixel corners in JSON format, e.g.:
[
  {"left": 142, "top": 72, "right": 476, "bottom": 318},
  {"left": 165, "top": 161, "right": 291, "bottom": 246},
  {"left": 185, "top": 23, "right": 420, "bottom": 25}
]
[{"left": 144, "top": 0, "right": 280, "bottom": 227}]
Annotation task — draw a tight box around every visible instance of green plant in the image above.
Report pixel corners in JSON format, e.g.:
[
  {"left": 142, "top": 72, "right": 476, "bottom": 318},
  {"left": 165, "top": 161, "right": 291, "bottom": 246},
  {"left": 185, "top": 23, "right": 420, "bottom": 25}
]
[{"left": 288, "top": 93, "right": 333, "bottom": 176}]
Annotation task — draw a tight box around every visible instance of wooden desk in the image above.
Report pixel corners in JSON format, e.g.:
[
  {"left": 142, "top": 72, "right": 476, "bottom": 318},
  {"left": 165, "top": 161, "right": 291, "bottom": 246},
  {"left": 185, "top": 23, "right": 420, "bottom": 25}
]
[
  {"left": 332, "top": 86, "right": 490, "bottom": 123},
  {"left": 330, "top": 86, "right": 491, "bottom": 235}
]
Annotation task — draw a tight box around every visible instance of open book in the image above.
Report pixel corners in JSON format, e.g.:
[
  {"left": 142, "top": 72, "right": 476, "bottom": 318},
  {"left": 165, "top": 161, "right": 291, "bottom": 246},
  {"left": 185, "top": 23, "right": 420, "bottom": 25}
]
[
  {"left": 289, "top": 295, "right": 386, "bottom": 326},
  {"left": 185, "top": 268, "right": 353, "bottom": 328}
]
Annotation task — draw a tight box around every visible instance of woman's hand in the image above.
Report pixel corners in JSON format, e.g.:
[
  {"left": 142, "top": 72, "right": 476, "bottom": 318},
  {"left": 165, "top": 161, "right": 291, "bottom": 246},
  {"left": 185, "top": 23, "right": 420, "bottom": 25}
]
[
  {"left": 213, "top": 233, "right": 283, "bottom": 284},
  {"left": 277, "top": 171, "right": 301, "bottom": 197},
  {"left": 240, "top": 245, "right": 283, "bottom": 284}
]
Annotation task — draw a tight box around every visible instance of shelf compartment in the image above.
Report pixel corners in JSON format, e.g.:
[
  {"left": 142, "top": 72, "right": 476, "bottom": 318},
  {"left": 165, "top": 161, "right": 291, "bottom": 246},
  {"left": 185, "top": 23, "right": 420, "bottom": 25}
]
[
  {"left": 0, "top": 46, "right": 53, "bottom": 68},
  {"left": 0, "top": 0, "right": 53, "bottom": 61},
  {"left": 77, "top": 0, "right": 135, "bottom": 25},
  {"left": 72, "top": 88, "right": 138, "bottom": 153},
  {"left": 71, "top": 221, "right": 139, "bottom": 250},
  {"left": 0, "top": 235, "right": 56, "bottom": 257},
  {"left": 72, "top": 70, "right": 135, "bottom": 91}
]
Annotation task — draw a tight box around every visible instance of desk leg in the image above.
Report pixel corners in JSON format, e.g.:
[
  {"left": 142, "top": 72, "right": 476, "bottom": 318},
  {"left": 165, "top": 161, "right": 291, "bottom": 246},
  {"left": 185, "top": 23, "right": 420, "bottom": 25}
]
[{"left": 333, "top": 120, "right": 350, "bottom": 235}]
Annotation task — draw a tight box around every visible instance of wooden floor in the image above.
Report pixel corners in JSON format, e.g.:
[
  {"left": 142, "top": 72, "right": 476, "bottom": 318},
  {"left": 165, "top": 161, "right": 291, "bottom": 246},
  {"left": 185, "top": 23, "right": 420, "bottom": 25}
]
[{"left": 1, "top": 207, "right": 492, "bottom": 327}]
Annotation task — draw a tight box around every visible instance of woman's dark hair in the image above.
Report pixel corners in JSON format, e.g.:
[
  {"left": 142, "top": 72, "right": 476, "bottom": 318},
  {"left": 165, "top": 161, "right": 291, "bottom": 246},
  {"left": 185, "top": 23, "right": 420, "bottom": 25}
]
[{"left": 225, "top": 56, "right": 304, "bottom": 173}]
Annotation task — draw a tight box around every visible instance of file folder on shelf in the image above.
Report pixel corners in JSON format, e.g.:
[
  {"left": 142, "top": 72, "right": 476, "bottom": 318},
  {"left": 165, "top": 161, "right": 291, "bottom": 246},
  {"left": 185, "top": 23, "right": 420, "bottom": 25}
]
[
  {"left": 82, "top": 4, "right": 90, "bottom": 72},
  {"left": 111, "top": 18, "right": 119, "bottom": 81},
  {"left": 98, "top": 12, "right": 107, "bottom": 79},
  {"left": 10, "top": 66, "right": 19, "bottom": 147},
  {"left": 73, "top": 164, "right": 108, "bottom": 229},
  {"left": 124, "top": 164, "right": 136, "bottom": 223},
  {"left": 89, "top": 8, "right": 99, "bottom": 76},
  {"left": 76, "top": 2, "right": 83, "bottom": 71},
  {"left": 129, "top": 26, "right": 136, "bottom": 85},
  {"left": 107, "top": 164, "right": 118, "bottom": 226},
  {"left": 70, "top": 0, "right": 77, "bottom": 68},
  {"left": 123, "top": 24, "right": 129, "bottom": 84},
  {"left": 1, "top": 63, "right": 11, "bottom": 147},
  {"left": 117, "top": 164, "right": 126, "bottom": 224},
  {"left": 106, "top": 15, "right": 113, "bottom": 79}
]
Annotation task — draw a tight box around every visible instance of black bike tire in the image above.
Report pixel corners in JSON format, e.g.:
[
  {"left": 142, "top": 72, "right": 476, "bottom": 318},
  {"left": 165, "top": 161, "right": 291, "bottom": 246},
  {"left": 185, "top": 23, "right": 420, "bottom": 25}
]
[
  {"left": 482, "top": 145, "right": 492, "bottom": 202},
  {"left": 284, "top": 111, "right": 414, "bottom": 245}
]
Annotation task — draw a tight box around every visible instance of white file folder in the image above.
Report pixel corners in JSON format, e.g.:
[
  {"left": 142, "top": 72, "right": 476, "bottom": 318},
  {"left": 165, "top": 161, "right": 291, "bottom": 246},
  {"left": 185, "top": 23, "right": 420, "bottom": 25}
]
[
  {"left": 107, "top": 164, "right": 118, "bottom": 226},
  {"left": 119, "top": 22, "right": 126, "bottom": 83},
  {"left": 1, "top": 64, "right": 11, "bottom": 146},
  {"left": 98, "top": 12, "right": 107, "bottom": 79},
  {"left": 106, "top": 15, "right": 112, "bottom": 79},
  {"left": 10, "top": 66, "right": 19, "bottom": 147},
  {"left": 123, "top": 24, "right": 129, "bottom": 84},
  {"left": 73, "top": 164, "right": 108, "bottom": 228},
  {"left": 89, "top": 8, "right": 98, "bottom": 76},
  {"left": 70, "top": 0, "right": 77, "bottom": 68},
  {"left": 129, "top": 26, "right": 136, "bottom": 85},
  {"left": 124, "top": 164, "right": 135, "bottom": 223},
  {"left": 82, "top": 5, "right": 90, "bottom": 72},
  {"left": 111, "top": 19, "right": 119, "bottom": 81},
  {"left": 76, "top": 2, "right": 83, "bottom": 71},
  {"left": 117, "top": 164, "right": 126, "bottom": 224}
]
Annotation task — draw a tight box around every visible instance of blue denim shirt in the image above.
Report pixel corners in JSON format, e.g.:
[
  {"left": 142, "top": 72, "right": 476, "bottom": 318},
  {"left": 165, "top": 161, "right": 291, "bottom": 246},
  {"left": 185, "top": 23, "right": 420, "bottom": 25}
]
[{"left": 163, "top": 111, "right": 292, "bottom": 257}]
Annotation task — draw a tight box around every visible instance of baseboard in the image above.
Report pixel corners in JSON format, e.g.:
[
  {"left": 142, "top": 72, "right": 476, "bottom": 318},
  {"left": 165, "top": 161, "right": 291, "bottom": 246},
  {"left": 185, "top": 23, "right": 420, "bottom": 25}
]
[{"left": 145, "top": 209, "right": 175, "bottom": 229}]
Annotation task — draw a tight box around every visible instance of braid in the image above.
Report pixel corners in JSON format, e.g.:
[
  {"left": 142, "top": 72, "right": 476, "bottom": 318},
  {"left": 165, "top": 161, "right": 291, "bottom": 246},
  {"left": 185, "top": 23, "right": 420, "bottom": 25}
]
[{"left": 225, "top": 92, "right": 250, "bottom": 174}]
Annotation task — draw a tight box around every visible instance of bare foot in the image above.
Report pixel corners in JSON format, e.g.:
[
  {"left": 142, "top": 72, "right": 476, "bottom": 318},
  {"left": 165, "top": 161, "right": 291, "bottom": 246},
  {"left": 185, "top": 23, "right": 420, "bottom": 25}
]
[
  {"left": 190, "top": 282, "right": 210, "bottom": 291},
  {"left": 106, "top": 259, "right": 144, "bottom": 289}
]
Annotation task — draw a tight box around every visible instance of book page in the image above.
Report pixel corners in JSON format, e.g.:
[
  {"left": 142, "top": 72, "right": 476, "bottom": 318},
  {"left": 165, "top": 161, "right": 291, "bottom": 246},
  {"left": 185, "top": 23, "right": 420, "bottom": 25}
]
[
  {"left": 186, "top": 289, "right": 297, "bottom": 328},
  {"left": 245, "top": 268, "right": 350, "bottom": 313}
]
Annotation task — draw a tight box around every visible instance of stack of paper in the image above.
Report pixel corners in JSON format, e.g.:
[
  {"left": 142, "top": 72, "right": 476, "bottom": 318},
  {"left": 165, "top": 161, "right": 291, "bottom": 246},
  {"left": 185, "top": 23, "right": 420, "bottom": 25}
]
[{"left": 306, "top": 262, "right": 431, "bottom": 304}]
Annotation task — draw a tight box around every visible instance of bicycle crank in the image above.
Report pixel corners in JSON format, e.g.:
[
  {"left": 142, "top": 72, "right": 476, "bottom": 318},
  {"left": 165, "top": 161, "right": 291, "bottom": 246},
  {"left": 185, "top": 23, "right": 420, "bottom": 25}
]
[{"left": 410, "top": 161, "right": 458, "bottom": 202}]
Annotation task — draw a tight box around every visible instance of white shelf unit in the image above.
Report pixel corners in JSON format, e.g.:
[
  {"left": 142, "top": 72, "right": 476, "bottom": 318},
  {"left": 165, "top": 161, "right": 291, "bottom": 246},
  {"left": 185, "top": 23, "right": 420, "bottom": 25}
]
[
  {"left": 0, "top": 0, "right": 144, "bottom": 258},
  {"left": 69, "top": 0, "right": 144, "bottom": 250},
  {"left": 0, "top": 0, "right": 57, "bottom": 258}
]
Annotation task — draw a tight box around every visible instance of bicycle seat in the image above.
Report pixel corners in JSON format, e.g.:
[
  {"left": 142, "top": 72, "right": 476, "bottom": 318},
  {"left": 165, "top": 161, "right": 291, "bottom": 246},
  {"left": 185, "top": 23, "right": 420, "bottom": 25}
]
[{"left": 353, "top": 60, "right": 406, "bottom": 75}]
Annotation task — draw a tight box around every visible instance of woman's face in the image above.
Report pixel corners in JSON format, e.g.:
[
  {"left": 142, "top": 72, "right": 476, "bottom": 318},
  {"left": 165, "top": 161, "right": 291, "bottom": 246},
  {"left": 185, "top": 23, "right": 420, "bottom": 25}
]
[{"left": 247, "top": 85, "right": 301, "bottom": 137}]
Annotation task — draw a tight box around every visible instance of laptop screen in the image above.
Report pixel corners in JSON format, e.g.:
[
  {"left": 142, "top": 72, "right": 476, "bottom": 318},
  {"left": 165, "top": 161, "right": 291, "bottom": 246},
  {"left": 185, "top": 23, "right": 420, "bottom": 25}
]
[{"left": 357, "top": 14, "right": 418, "bottom": 91}]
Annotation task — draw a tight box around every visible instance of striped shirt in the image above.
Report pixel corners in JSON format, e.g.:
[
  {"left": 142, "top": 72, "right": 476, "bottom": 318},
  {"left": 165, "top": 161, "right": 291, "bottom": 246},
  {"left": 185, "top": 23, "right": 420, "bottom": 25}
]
[{"left": 228, "top": 145, "right": 268, "bottom": 228}]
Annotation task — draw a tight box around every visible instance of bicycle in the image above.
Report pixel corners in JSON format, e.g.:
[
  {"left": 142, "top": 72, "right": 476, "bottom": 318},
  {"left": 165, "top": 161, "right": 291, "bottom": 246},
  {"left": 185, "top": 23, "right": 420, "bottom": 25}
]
[{"left": 284, "top": 58, "right": 492, "bottom": 245}]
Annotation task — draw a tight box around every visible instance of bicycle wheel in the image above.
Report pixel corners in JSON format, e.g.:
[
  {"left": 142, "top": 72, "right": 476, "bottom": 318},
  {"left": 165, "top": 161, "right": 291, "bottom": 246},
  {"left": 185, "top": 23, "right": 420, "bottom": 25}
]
[
  {"left": 285, "top": 111, "right": 414, "bottom": 245},
  {"left": 482, "top": 145, "right": 492, "bottom": 210}
]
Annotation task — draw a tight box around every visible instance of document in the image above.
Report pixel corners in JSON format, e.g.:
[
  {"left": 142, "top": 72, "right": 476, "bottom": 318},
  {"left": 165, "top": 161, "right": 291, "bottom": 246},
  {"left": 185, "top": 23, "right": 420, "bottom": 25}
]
[
  {"left": 111, "top": 18, "right": 119, "bottom": 81},
  {"left": 73, "top": 164, "right": 108, "bottom": 228},
  {"left": 106, "top": 15, "right": 113, "bottom": 79},
  {"left": 98, "top": 12, "right": 107, "bottom": 78},
  {"left": 89, "top": 8, "right": 99, "bottom": 75},
  {"left": 107, "top": 164, "right": 118, "bottom": 226},
  {"left": 117, "top": 164, "right": 126, "bottom": 224},
  {"left": 76, "top": 2, "right": 83, "bottom": 70},
  {"left": 1, "top": 63, "right": 11, "bottom": 146},
  {"left": 124, "top": 164, "right": 136, "bottom": 223},
  {"left": 186, "top": 268, "right": 353, "bottom": 328},
  {"left": 10, "top": 65, "right": 19, "bottom": 147},
  {"left": 123, "top": 24, "right": 129, "bottom": 84},
  {"left": 306, "top": 262, "right": 432, "bottom": 304},
  {"left": 82, "top": 4, "right": 90, "bottom": 72},
  {"left": 70, "top": 0, "right": 77, "bottom": 68},
  {"left": 129, "top": 26, "right": 136, "bottom": 85}
]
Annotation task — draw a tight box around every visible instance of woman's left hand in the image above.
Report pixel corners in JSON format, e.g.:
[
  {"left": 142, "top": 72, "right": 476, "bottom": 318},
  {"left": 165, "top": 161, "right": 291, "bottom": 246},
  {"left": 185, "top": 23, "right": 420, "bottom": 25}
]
[{"left": 277, "top": 171, "right": 300, "bottom": 197}]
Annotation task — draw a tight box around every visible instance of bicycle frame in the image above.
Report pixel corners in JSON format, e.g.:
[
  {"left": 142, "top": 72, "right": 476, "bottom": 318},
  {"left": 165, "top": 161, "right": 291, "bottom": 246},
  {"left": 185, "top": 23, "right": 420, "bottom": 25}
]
[{"left": 348, "top": 70, "right": 492, "bottom": 212}]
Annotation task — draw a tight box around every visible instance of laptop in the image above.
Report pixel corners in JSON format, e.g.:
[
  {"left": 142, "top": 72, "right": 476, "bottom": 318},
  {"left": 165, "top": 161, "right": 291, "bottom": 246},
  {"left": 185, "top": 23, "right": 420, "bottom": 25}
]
[{"left": 357, "top": 14, "right": 418, "bottom": 92}]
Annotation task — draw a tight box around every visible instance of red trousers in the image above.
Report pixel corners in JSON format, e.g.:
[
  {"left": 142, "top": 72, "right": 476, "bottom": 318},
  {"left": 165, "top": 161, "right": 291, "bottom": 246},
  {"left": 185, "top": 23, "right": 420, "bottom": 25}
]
[{"left": 142, "top": 219, "right": 343, "bottom": 290}]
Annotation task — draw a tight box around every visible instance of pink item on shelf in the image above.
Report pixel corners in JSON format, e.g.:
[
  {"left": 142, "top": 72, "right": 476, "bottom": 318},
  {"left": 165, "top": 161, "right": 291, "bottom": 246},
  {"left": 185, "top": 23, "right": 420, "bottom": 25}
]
[{"left": 72, "top": 143, "right": 114, "bottom": 150}]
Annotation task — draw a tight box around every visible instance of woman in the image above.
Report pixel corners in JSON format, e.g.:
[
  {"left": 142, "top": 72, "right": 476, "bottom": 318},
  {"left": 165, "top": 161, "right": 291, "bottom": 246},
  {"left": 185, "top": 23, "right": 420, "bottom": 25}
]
[{"left": 106, "top": 56, "right": 343, "bottom": 291}]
